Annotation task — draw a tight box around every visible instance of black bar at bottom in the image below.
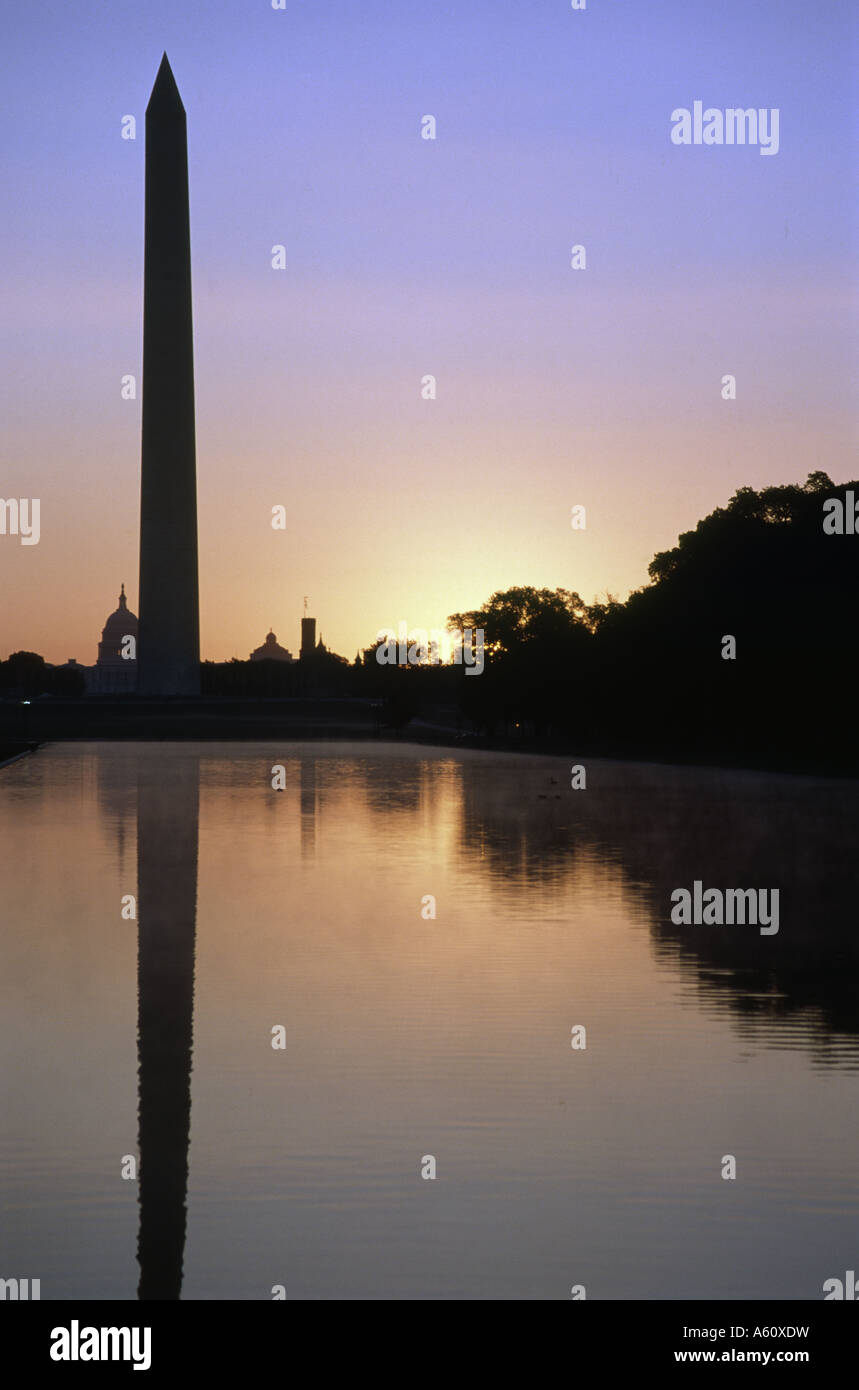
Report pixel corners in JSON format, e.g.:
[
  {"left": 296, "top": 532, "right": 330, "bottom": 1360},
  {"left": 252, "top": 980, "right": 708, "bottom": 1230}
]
[{"left": 5, "top": 1299, "right": 855, "bottom": 1377}]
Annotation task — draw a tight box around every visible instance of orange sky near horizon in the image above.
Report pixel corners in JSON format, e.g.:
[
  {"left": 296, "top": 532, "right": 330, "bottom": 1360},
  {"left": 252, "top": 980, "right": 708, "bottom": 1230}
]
[{"left": 1, "top": 3, "right": 855, "bottom": 667}]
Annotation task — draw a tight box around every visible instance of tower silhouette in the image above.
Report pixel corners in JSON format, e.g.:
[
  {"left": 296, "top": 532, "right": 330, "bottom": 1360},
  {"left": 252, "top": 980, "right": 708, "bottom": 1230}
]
[{"left": 138, "top": 54, "right": 200, "bottom": 696}]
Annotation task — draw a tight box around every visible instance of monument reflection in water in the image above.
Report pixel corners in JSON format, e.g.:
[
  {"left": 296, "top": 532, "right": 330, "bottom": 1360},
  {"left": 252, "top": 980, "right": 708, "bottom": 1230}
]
[
  {"left": 2, "top": 742, "right": 858, "bottom": 1300},
  {"left": 136, "top": 752, "right": 199, "bottom": 1300}
]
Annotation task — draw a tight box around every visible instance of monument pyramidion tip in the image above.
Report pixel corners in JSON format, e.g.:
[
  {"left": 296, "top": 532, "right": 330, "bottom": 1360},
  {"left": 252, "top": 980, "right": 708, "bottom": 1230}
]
[{"left": 146, "top": 52, "right": 185, "bottom": 117}]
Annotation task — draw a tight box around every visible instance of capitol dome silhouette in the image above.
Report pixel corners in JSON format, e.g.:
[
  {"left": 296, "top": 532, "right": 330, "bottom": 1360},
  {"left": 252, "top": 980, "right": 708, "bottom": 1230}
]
[{"left": 92, "top": 584, "right": 138, "bottom": 692}]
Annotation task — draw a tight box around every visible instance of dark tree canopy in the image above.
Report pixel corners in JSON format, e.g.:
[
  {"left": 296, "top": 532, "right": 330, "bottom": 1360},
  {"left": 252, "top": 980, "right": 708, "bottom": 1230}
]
[{"left": 441, "top": 474, "right": 858, "bottom": 769}]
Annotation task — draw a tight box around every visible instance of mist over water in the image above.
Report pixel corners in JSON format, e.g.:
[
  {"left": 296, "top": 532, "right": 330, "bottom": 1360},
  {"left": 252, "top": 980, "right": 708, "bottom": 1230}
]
[{"left": 2, "top": 742, "right": 857, "bottom": 1299}]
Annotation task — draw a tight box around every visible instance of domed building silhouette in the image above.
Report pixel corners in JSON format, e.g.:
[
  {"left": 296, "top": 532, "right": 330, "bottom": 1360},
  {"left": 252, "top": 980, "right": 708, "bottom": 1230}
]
[
  {"left": 90, "top": 584, "right": 138, "bottom": 693},
  {"left": 56, "top": 585, "right": 139, "bottom": 693},
  {"left": 249, "top": 630, "right": 295, "bottom": 663}
]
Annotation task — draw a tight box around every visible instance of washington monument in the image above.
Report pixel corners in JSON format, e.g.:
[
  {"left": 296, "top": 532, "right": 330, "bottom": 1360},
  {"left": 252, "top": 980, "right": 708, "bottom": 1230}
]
[{"left": 138, "top": 54, "right": 200, "bottom": 696}]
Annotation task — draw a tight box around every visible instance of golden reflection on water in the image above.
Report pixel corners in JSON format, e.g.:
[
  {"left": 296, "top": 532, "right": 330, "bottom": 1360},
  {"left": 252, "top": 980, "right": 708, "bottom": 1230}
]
[{"left": 1, "top": 742, "right": 857, "bottom": 1300}]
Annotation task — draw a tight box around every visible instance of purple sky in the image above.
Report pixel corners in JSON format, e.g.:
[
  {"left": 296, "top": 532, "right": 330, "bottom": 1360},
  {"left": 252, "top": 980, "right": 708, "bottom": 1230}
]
[{"left": 1, "top": 0, "right": 855, "bottom": 663}]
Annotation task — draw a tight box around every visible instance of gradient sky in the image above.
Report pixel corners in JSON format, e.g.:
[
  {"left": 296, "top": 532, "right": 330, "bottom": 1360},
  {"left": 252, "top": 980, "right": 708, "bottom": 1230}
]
[{"left": 1, "top": 0, "right": 855, "bottom": 664}]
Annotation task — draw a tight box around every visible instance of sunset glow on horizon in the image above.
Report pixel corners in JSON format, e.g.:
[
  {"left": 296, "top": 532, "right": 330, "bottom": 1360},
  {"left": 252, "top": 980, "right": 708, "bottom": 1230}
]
[{"left": 1, "top": 0, "right": 855, "bottom": 666}]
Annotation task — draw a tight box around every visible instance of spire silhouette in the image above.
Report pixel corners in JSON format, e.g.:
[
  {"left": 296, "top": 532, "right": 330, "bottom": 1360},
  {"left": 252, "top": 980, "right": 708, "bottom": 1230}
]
[
  {"left": 146, "top": 53, "right": 185, "bottom": 117},
  {"left": 138, "top": 51, "right": 200, "bottom": 695}
]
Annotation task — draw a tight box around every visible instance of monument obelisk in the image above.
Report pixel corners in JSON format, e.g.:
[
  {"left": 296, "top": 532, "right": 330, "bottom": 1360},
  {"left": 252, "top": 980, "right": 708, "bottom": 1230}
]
[{"left": 138, "top": 54, "right": 200, "bottom": 696}]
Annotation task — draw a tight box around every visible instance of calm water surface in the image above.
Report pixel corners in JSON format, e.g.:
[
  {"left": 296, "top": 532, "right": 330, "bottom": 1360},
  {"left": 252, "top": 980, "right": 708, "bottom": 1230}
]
[{"left": 1, "top": 741, "right": 857, "bottom": 1299}]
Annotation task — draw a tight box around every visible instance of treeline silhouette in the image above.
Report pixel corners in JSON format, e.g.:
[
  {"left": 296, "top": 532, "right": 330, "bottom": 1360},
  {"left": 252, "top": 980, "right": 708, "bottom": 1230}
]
[
  {"left": 2, "top": 474, "right": 855, "bottom": 772},
  {"left": 438, "top": 472, "right": 858, "bottom": 771},
  {"left": 353, "top": 472, "right": 857, "bottom": 771},
  {"left": 0, "top": 650, "right": 86, "bottom": 698}
]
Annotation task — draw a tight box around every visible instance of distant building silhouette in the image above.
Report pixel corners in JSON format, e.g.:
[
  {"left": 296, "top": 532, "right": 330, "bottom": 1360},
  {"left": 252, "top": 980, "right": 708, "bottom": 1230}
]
[
  {"left": 58, "top": 597, "right": 333, "bottom": 694},
  {"left": 91, "top": 584, "right": 138, "bottom": 693},
  {"left": 300, "top": 616, "right": 316, "bottom": 660},
  {"left": 56, "top": 584, "right": 138, "bottom": 693},
  {"left": 249, "top": 630, "right": 295, "bottom": 663},
  {"left": 299, "top": 615, "right": 329, "bottom": 664}
]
